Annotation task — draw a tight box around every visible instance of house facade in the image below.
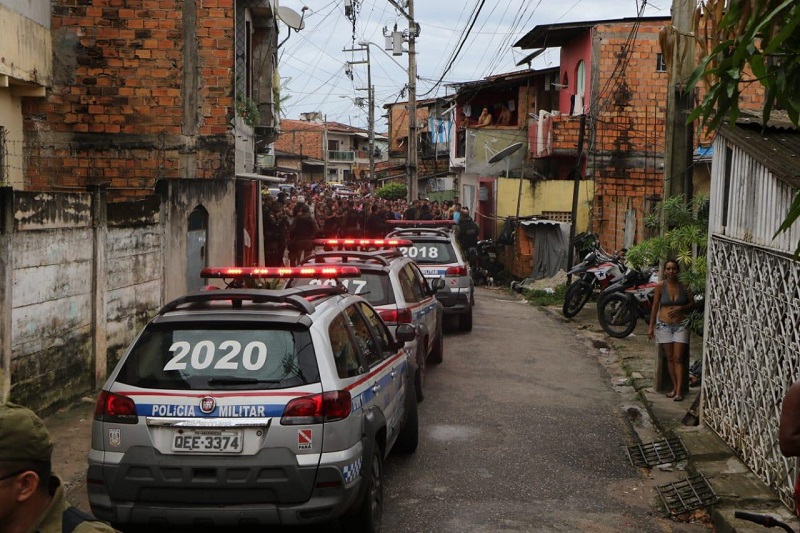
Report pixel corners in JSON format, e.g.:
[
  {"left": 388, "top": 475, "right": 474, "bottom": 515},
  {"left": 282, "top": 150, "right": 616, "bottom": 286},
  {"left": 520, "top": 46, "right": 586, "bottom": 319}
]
[
  {"left": 704, "top": 115, "right": 800, "bottom": 510},
  {"left": 273, "top": 117, "right": 388, "bottom": 185},
  {"left": 515, "top": 17, "right": 671, "bottom": 251}
]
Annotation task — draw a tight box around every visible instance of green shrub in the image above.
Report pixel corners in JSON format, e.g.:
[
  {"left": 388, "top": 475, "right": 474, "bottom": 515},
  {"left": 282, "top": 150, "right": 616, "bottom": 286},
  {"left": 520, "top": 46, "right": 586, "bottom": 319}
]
[{"left": 375, "top": 183, "right": 407, "bottom": 200}]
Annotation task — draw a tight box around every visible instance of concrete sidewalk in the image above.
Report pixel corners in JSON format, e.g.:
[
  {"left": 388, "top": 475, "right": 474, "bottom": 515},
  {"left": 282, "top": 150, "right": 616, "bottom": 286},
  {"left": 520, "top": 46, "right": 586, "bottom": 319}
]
[
  {"left": 539, "top": 300, "right": 799, "bottom": 533},
  {"left": 37, "top": 297, "right": 799, "bottom": 532}
]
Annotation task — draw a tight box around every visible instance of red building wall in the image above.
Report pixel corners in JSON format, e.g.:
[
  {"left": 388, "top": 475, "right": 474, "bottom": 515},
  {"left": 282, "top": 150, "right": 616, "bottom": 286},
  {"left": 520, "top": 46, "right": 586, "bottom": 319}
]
[
  {"left": 22, "top": 0, "right": 237, "bottom": 198},
  {"left": 274, "top": 120, "right": 324, "bottom": 160}
]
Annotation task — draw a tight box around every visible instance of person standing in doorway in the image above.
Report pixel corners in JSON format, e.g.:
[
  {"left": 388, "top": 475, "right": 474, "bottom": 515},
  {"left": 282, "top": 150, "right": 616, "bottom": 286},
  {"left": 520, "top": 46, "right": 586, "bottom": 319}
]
[{"left": 647, "top": 260, "right": 694, "bottom": 402}]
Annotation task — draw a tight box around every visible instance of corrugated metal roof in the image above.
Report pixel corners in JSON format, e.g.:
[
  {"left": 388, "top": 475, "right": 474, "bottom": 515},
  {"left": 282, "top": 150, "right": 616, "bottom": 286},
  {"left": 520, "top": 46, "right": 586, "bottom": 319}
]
[
  {"left": 519, "top": 219, "right": 566, "bottom": 228},
  {"left": 719, "top": 121, "right": 800, "bottom": 190},
  {"left": 513, "top": 16, "right": 669, "bottom": 49}
]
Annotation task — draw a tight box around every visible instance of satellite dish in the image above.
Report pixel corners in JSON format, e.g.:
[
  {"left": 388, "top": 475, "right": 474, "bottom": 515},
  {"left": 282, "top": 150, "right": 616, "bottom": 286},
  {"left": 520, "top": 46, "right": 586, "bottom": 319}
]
[
  {"left": 488, "top": 142, "right": 524, "bottom": 164},
  {"left": 277, "top": 6, "right": 305, "bottom": 30}
]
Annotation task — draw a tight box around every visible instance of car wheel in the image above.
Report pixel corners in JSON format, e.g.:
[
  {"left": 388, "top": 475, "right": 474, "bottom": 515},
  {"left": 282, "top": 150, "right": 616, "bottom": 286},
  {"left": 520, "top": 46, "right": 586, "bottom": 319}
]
[
  {"left": 459, "top": 309, "right": 473, "bottom": 332},
  {"left": 342, "top": 445, "right": 384, "bottom": 533},
  {"left": 427, "top": 329, "right": 444, "bottom": 365}
]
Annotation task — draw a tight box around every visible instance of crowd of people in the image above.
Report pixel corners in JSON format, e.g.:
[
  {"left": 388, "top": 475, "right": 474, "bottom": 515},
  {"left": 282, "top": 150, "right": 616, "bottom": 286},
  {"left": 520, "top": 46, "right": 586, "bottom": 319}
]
[{"left": 262, "top": 181, "right": 479, "bottom": 266}]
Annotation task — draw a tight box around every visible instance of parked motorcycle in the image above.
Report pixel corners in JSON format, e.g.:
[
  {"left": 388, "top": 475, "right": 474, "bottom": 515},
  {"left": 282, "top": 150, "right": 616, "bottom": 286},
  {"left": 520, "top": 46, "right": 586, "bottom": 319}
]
[
  {"left": 562, "top": 248, "right": 628, "bottom": 318},
  {"left": 471, "top": 239, "right": 502, "bottom": 285},
  {"left": 596, "top": 267, "right": 659, "bottom": 338}
]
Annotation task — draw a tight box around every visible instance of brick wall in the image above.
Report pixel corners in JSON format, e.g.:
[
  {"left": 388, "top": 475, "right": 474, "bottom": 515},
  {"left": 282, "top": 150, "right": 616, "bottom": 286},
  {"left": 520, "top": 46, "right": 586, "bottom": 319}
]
[
  {"left": 274, "top": 120, "right": 324, "bottom": 160},
  {"left": 590, "top": 21, "right": 669, "bottom": 249},
  {"left": 21, "top": 0, "right": 237, "bottom": 198}
]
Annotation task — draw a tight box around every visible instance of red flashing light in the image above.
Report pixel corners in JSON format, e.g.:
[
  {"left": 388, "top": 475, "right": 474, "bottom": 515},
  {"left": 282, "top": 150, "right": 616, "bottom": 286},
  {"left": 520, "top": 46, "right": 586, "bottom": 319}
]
[
  {"left": 281, "top": 391, "right": 352, "bottom": 425},
  {"left": 94, "top": 391, "right": 138, "bottom": 424},
  {"left": 314, "top": 238, "right": 412, "bottom": 248},
  {"left": 446, "top": 266, "right": 468, "bottom": 277},
  {"left": 201, "top": 266, "right": 361, "bottom": 279},
  {"left": 385, "top": 220, "right": 456, "bottom": 226},
  {"left": 378, "top": 308, "right": 413, "bottom": 325}
]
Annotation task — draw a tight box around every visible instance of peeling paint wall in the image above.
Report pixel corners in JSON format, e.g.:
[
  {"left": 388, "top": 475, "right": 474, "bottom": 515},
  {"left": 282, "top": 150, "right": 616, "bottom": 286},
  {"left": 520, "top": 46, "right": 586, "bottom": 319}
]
[{"left": 0, "top": 182, "right": 235, "bottom": 410}]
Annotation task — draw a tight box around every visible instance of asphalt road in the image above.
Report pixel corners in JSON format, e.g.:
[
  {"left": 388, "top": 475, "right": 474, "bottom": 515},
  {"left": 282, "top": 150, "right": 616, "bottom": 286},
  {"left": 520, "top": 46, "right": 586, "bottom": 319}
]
[{"left": 378, "top": 287, "right": 685, "bottom": 533}]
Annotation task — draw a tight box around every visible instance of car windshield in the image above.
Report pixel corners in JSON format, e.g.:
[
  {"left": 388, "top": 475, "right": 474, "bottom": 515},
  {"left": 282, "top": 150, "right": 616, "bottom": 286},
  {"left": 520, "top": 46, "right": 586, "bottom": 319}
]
[
  {"left": 398, "top": 241, "right": 457, "bottom": 264},
  {"left": 115, "top": 323, "right": 319, "bottom": 390},
  {"left": 287, "top": 272, "right": 394, "bottom": 306}
]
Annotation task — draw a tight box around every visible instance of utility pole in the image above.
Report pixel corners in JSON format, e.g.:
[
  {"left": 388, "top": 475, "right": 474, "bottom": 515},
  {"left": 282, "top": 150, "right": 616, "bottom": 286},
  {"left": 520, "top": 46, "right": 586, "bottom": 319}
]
[
  {"left": 344, "top": 42, "right": 376, "bottom": 190},
  {"left": 385, "top": 0, "right": 418, "bottom": 202},
  {"left": 566, "top": 113, "right": 587, "bottom": 285},
  {"left": 663, "top": 0, "right": 696, "bottom": 204}
]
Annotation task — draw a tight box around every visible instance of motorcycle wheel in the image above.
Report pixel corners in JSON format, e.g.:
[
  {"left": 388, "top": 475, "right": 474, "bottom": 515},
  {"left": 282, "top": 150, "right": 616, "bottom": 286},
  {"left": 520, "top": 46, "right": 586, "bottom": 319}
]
[
  {"left": 597, "top": 293, "right": 638, "bottom": 338},
  {"left": 562, "top": 280, "right": 594, "bottom": 318}
]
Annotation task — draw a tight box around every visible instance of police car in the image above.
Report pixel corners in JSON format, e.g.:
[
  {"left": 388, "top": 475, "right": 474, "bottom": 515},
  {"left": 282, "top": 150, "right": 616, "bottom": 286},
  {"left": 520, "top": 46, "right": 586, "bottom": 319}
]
[
  {"left": 287, "top": 238, "right": 446, "bottom": 402},
  {"left": 387, "top": 221, "right": 474, "bottom": 331},
  {"left": 87, "top": 266, "right": 419, "bottom": 530}
]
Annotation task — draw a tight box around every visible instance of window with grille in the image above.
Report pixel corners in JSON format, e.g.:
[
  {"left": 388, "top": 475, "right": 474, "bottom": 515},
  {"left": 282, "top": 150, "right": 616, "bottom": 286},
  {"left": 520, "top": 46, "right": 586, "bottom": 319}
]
[{"left": 656, "top": 53, "right": 667, "bottom": 72}]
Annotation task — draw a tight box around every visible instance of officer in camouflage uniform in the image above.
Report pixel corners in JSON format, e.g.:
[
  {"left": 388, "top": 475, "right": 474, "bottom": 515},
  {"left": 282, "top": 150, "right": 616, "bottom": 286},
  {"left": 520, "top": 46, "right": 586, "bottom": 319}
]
[{"left": 0, "top": 402, "right": 119, "bottom": 533}]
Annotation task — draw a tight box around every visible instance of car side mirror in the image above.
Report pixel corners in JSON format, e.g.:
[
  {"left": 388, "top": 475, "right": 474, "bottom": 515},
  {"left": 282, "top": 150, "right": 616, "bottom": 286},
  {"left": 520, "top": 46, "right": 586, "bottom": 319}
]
[
  {"left": 394, "top": 323, "right": 416, "bottom": 344},
  {"left": 431, "top": 278, "right": 446, "bottom": 292}
]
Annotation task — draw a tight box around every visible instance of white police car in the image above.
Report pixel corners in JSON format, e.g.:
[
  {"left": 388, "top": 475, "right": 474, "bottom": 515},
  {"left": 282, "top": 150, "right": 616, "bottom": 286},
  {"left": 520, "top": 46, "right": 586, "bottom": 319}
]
[
  {"left": 287, "top": 238, "right": 446, "bottom": 402},
  {"left": 387, "top": 221, "right": 475, "bottom": 331},
  {"left": 87, "top": 266, "right": 418, "bottom": 530}
]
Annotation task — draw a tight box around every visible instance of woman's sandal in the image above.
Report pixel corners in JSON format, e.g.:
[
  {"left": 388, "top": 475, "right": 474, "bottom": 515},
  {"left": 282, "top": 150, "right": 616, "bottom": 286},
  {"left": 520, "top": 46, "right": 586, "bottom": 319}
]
[
  {"left": 666, "top": 391, "right": 676, "bottom": 398},
  {"left": 674, "top": 395, "right": 684, "bottom": 402}
]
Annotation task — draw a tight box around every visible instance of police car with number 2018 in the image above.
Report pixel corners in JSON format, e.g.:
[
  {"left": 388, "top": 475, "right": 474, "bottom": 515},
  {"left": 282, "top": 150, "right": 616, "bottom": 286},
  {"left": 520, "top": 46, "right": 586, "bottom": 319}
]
[
  {"left": 87, "top": 266, "right": 419, "bottom": 531},
  {"left": 286, "top": 238, "right": 446, "bottom": 403},
  {"left": 387, "top": 221, "right": 474, "bottom": 332}
]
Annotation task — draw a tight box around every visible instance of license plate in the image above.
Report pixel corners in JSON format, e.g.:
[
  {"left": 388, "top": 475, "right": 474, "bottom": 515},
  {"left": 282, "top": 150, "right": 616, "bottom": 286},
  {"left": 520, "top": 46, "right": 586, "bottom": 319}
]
[
  {"left": 421, "top": 269, "right": 444, "bottom": 277},
  {"left": 172, "top": 429, "right": 243, "bottom": 453}
]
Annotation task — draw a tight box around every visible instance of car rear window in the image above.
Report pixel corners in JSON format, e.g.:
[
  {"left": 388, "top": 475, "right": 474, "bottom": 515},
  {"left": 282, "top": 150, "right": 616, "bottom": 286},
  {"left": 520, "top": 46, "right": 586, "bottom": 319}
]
[
  {"left": 288, "top": 272, "right": 394, "bottom": 306},
  {"left": 115, "top": 323, "right": 319, "bottom": 390},
  {"left": 398, "top": 240, "right": 457, "bottom": 264}
]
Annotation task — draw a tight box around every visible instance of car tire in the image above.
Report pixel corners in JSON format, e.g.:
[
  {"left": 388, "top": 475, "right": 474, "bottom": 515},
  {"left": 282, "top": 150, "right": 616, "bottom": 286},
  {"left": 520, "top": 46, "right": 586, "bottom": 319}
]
[
  {"left": 459, "top": 309, "right": 473, "bottom": 332},
  {"left": 342, "top": 445, "right": 384, "bottom": 533},
  {"left": 428, "top": 329, "right": 444, "bottom": 365},
  {"left": 394, "top": 389, "right": 419, "bottom": 454}
]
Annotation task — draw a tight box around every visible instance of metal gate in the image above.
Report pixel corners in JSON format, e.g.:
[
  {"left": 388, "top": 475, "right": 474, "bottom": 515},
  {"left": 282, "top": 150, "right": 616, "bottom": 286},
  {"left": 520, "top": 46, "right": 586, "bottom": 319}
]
[{"left": 703, "top": 236, "right": 800, "bottom": 509}]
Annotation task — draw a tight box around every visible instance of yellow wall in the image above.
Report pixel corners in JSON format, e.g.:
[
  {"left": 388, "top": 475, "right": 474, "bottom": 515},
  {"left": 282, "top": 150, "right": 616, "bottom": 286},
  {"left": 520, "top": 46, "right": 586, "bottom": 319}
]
[
  {"left": 496, "top": 177, "right": 595, "bottom": 234},
  {"left": 0, "top": 5, "right": 52, "bottom": 83}
]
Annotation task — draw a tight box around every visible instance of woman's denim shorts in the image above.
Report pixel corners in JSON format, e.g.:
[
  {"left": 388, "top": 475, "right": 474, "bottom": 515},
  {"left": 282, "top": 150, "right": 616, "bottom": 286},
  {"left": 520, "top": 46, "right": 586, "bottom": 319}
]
[{"left": 655, "top": 319, "right": 689, "bottom": 344}]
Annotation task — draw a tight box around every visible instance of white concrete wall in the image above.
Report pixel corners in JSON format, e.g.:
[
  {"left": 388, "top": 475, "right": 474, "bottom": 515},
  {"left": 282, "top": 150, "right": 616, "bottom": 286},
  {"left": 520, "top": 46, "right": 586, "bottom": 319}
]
[{"left": 0, "top": 3, "right": 52, "bottom": 83}]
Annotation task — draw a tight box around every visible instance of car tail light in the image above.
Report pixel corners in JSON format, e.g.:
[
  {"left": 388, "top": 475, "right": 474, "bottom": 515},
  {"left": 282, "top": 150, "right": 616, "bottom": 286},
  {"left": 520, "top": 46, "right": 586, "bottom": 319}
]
[
  {"left": 281, "top": 391, "right": 351, "bottom": 425},
  {"left": 94, "top": 391, "right": 138, "bottom": 424},
  {"left": 446, "top": 266, "right": 467, "bottom": 277},
  {"left": 378, "top": 308, "right": 413, "bottom": 324}
]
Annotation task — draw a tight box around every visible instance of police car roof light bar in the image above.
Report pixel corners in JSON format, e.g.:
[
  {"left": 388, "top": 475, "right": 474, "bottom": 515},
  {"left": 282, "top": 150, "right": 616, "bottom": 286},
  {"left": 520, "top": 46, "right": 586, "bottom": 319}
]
[
  {"left": 314, "top": 238, "right": 413, "bottom": 248},
  {"left": 158, "top": 286, "right": 351, "bottom": 316},
  {"left": 201, "top": 266, "right": 362, "bottom": 279}
]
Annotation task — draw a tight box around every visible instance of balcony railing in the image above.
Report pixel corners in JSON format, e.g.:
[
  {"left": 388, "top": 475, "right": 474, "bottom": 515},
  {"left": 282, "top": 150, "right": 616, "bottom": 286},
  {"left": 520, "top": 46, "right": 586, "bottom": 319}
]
[{"left": 328, "top": 150, "right": 355, "bottom": 162}]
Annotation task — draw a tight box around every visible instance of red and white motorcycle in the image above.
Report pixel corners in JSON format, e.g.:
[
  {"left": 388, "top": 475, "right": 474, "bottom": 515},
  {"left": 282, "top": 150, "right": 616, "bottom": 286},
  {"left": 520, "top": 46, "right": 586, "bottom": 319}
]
[
  {"left": 596, "top": 267, "right": 660, "bottom": 338},
  {"left": 562, "top": 249, "right": 628, "bottom": 318}
]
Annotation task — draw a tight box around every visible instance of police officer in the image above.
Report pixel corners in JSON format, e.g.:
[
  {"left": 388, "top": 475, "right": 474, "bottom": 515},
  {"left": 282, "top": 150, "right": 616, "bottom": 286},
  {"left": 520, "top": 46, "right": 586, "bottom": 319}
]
[{"left": 0, "top": 402, "right": 119, "bottom": 533}]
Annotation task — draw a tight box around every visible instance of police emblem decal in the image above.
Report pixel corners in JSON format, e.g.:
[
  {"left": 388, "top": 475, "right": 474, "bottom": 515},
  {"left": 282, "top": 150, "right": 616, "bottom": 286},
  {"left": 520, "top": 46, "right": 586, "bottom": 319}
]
[{"left": 200, "top": 396, "right": 216, "bottom": 414}]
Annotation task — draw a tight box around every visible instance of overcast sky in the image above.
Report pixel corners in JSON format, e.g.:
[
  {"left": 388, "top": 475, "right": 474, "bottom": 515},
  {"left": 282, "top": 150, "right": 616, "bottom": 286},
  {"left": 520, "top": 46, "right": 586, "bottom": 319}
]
[{"left": 276, "top": 0, "right": 672, "bottom": 130}]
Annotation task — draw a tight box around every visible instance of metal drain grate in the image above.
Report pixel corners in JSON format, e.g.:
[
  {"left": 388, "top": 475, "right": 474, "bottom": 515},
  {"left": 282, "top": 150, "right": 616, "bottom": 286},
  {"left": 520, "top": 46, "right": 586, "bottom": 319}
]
[
  {"left": 657, "top": 473, "right": 720, "bottom": 516},
  {"left": 625, "top": 436, "right": 688, "bottom": 467}
]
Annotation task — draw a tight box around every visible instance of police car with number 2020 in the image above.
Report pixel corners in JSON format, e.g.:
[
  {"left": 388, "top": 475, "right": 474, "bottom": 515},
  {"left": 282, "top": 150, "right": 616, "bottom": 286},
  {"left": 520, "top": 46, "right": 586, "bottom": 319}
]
[
  {"left": 87, "top": 266, "right": 419, "bottom": 531},
  {"left": 387, "top": 221, "right": 474, "bottom": 331},
  {"left": 286, "top": 238, "right": 446, "bottom": 403}
]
